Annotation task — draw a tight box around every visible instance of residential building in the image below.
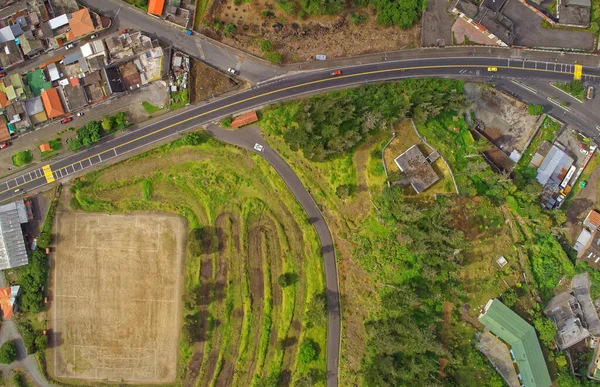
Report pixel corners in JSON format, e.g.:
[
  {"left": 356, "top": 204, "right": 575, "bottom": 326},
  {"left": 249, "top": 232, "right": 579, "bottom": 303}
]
[
  {"left": 0, "top": 286, "right": 20, "bottom": 318},
  {"left": 40, "top": 87, "right": 65, "bottom": 118},
  {"left": 544, "top": 291, "right": 590, "bottom": 350},
  {"left": 66, "top": 8, "right": 95, "bottom": 41},
  {"left": 584, "top": 210, "right": 600, "bottom": 231},
  {"left": 479, "top": 299, "right": 552, "bottom": 387}
]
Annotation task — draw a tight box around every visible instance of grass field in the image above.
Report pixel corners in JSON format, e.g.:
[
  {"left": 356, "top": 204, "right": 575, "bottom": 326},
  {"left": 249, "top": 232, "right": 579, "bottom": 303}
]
[
  {"left": 69, "top": 133, "right": 326, "bottom": 386},
  {"left": 49, "top": 212, "right": 184, "bottom": 383}
]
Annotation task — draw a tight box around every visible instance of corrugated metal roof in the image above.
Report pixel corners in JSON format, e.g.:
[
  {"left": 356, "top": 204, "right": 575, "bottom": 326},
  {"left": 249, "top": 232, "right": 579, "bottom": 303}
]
[
  {"left": 575, "top": 229, "right": 593, "bottom": 251},
  {"left": 536, "top": 145, "right": 573, "bottom": 186},
  {"left": 0, "top": 26, "right": 14, "bottom": 44},
  {"left": 0, "top": 202, "right": 28, "bottom": 271},
  {"left": 0, "top": 200, "right": 28, "bottom": 223},
  {"left": 479, "top": 299, "right": 552, "bottom": 387},
  {"left": 48, "top": 14, "right": 69, "bottom": 29}
]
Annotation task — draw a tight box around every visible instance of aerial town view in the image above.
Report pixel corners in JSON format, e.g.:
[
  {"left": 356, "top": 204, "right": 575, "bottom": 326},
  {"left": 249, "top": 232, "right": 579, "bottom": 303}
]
[{"left": 1, "top": 0, "right": 600, "bottom": 385}]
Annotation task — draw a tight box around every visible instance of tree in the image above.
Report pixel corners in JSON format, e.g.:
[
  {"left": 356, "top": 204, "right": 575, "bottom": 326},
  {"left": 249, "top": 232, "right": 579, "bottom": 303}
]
[
  {"left": 277, "top": 273, "right": 298, "bottom": 287},
  {"left": 336, "top": 184, "right": 355, "bottom": 199},
  {"left": 11, "top": 372, "right": 25, "bottom": 387},
  {"left": 298, "top": 339, "right": 319, "bottom": 364},
  {"left": 223, "top": 23, "right": 237, "bottom": 37},
  {"left": 101, "top": 116, "right": 114, "bottom": 131},
  {"left": 35, "top": 335, "right": 48, "bottom": 352},
  {"left": 0, "top": 341, "right": 17, "bottom": 364},
  {"left": 182, "top": 132, "right": 205, "bottom": 146},
  {"left": 534, "top": 317, "right": 557, "bottom": 348},
  {"left": 260, "top": 39, "right": 273, "bottom": 52},
  {"left": 528, "top": 104, "right": 544, "bottom": 115},
  {"left": 12, "top": 151, "right": 32, "bottom": 167},
  {"left": 114, "top": 112, "right": 127, "bottom": 129},
  {"left": 68, "top": 137, "right": 82, "bottom": 152}
]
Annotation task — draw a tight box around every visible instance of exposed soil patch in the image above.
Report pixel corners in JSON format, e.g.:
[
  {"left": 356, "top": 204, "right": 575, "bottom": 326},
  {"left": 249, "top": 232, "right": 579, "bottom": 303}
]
[
  {"left": 200, "top": 1, "right": 420, "bottom": 63},
  {"left": 190, "top": 59, "right": 239, "bottom": 103}
]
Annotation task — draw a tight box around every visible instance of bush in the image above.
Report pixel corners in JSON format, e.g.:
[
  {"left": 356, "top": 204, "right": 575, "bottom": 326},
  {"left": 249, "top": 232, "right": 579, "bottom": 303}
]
[
  {"left": 223, "top": 23, "right": 237, "bottom": 37},
  {"left": 11, "top": 371, "right": 24, "bottom": 387},
  {"left": 336, "top": 184, "right": 356, "bottom": 199},
  {"left": 265, "top": 51, "right": 283, "bottom": 64},
  {"left": 114, "top": 112, "right": 127, "bottom": 129},
  {"left": 101, "top": 116, "right": 114, "bottom": 131},
  {"left": 298, "top": 339, "right": 319, "bottom": 364},
  {"left": 76, "top": 121, "right": 101, "bottom": 147},
  {"left": 527, "top": 104, "right": 544, "bottom": 115},
  {"left": 12, "top": 151, "right": 32, "bottom": 167},
  {"left": 277, "top": 273, "right": 299, "bottom": 287},
  {"left": 260, "top": 39, "right": 273, "bottom": 52},
  {"left": 221, "top": 116, "right": 233, "bottom": 128},
  {"left": 182, "top": 132, "right": 206, "bottom": 146},
  {"left": 35, "top": 335, "right": 48, "bottom": 352},
  {"left": 350, "top": 12, "right": 367, "bottom": 23},
  {"left": 0, "top": 341, "right": 17, "bottom": 364},
  {"left": 68, "top": 137, "right": 82, "bottom": 152}
]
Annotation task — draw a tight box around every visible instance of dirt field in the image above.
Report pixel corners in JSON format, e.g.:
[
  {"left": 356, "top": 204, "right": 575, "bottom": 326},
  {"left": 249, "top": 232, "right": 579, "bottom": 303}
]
[
  {"left": 190, "top": 59, "right": 238, "bottom": 103},
  {"left": 199, "top": 0, "right": 420, "bottom": 63},
  {"left": 49, "top": 212, "right": 185, "bottom": 383},
  {"left": 466, "top": 83, "right": 540, "bottom": 155}
]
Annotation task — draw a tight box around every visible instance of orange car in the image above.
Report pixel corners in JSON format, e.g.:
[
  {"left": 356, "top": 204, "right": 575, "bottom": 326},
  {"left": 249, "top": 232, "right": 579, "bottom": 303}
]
[{"left": 330, "top": 70, "right": 342, "bottom": 76}]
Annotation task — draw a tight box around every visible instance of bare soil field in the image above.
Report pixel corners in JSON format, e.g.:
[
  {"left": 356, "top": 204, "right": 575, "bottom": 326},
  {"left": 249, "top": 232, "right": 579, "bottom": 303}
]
[
  {"left": 190, "top": 59, "right": 239, "bottom": 103},
  {"left": 466, "top": 83, "right": 539, "bottom": 155},
  {"left": 49, "top": 212, "right": 185, "bottom": 383},
  {"left": 199, "top": 0, "right": 420, "bottom": 63}
]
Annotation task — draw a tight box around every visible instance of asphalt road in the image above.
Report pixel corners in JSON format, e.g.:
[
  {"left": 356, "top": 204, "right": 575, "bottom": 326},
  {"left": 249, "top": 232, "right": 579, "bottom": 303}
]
[
  {"left": 4, "top": 56, "right": 600, "bottom": 387},
  {"left": 77, "top": 0, "right": 284, "bottom": 83}
]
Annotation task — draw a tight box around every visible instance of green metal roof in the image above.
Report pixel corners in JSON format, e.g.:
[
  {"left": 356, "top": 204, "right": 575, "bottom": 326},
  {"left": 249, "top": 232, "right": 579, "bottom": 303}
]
[{"left": 479, "top": 299, "right": 552, "bottom": 387}]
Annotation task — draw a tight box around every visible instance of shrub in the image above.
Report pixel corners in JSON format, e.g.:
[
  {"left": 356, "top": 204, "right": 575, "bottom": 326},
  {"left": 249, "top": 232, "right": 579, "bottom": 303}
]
[
  {"left": 221, "top": 116, "right": 233, "bottom": 128},
  {"left": 68, "top": 138, "right": 82, "bottom": 152},
  {"left": 114, "top": 112, "right": 128, "bottom": 129},
  {"left": 12, "top": 150, "right": 32, "bottom": 167},
  {"left": 298, "top": 339, "right": 319, "bottom": 364},
  {"left": 265, "top": 51, "right": 283, "bottom": 64},
  {"left": 0, "top": 341, "right": 17, "bottom": 364},
  {"left": 527, "top": 104, "right": 544, "bottom": 115},
  {"left": 182, "top": 132, "right": 206, "bottom": 146},
  {"left": 223, "top": 23, "right": 237, "bottom": 37},
  {"left": 336, "top": 184, "right": 355, "bottom": 199},
  {"left": 260, "top": 39, "right": 273, "bottom": 52},
  {"left": 101, "top": 116, "right": 114, "bottom": 131}
]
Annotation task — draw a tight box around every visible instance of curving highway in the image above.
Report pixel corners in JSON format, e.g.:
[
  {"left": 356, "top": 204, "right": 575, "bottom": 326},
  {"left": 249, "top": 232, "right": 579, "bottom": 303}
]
[{"left": 3, "top": 56, "right": 600, "bottom": 387}]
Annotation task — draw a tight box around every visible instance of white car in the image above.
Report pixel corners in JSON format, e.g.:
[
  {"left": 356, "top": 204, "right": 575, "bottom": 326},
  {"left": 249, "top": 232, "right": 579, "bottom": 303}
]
[
  {"left": 65, "top": 43, "right": 75, "bottom": 50},
  {"left": 227, "top": 68, "right": 239, "bottom": 75},
  {"left": 254, "top": 143, "right": 264, "bottom": 152},
  {"left": 76, "top": 112, "right": 84, "bottom": 117},
  {"left": 580, "top": 148, "right": 590, "bottom": 155}
]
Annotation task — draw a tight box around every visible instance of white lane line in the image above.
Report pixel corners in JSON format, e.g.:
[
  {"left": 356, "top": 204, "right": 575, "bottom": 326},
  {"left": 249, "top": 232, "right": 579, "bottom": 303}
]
[{"left": 547, "top": 96, "right": 571, "bottom": 111}]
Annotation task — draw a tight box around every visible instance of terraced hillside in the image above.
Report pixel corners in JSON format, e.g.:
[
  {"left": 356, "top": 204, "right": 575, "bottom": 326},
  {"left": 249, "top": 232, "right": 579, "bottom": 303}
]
[{"left": 69, "top": 132, "right": 327, "bottom": 386}]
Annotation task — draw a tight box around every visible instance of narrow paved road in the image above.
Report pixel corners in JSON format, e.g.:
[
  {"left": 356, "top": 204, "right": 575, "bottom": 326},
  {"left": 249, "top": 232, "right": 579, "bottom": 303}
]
[
  {"left": 206, "top": 124, "right": 340, "bottom": 385},
  {"left": 78, "top": 0, "right": 284, "bottom": 83}
]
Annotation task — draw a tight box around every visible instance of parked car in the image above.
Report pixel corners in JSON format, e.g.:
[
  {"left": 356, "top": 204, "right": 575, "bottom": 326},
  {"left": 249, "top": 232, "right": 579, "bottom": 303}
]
[
  {"left": 185, "top": 29, "right": 193, "bottom": 35},
  {"left": 487, "top": 67, "right": 498, "bottom": 72},
  {"left": 90, "top": 33, "right": 98, "bottom": 39},
  {"left": 227, "top": 68, "right": 239, "bottom": 75},
  {"left": 330, "top": 70, "right": 342, "bottom": 76},
  {"left": 76, "top": 112, "right": 84, "bottom": 117},
  {"left": 580, "top": 148, "right": 590, "bottom": 155},
  {"left": 60, "top": 117, "right": 73, "bottom": 124},
  {"left": 254, "top": 143, "right": 264, "bottom": 152},
  {"left": 587, "top": 86, "right": 595, "bottom": 100},
  {"left": 65, "top": 43, "right": 75, "bottom": 50},
  {"left": 0, "top": 142, "right": 9, "bottom": 149}
]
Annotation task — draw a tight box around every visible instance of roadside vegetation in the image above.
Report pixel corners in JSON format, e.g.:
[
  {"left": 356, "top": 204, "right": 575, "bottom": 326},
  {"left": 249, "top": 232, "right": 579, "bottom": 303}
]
[
  {"left": 12, "top": 151, "right": 32, "bottom": 167},
  {"left": 258, "top": 79, "right": 590, "bottom": 385},
  {"left": 553, "top": 80, "right": 586, "bottom": 101},
  {"left": 70, "top": 132, "right": 327, "bottom": 386}
]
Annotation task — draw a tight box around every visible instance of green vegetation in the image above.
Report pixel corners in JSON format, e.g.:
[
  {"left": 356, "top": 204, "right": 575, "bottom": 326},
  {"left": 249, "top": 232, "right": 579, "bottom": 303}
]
[
  {"left": 265, "top": 51, "right": 283, "bottom": 64},
  {"left": 534, "top": 317, "right": 557, "bottom": 348},
  {"left": 70, "top": 131, "right": 326, "bottom": 386},
  {"left": 221, "top": 116, "right": 233, "bottom": 128},
  {"left": 11, "top": 371, "right": 26, "bottom": 387},
  {"left": 19, "top": 249, "right": 49, "bottom": 314},
  {"left": 0, "top": 341, "right": 17, "bottom": 364},
  {"left": 142, "top": 101, "right": 161, "bottom": 115},
  {"left": 260, "top": 39, "right": 274, "bottom": 53},
  {"left": 122, "top": 0, "right": 148, "bottom": 10},
  {"left": 259, "top": 79, "right": 576, "bottom": 385},
  {"left": 528, "top": 104, "right": 544, "bottom": 115},
  {"left": 40, "top": 138, "right": 61, "bottom": 158},
  {"left": 261, "top": 79, "right": 465, "bottom": 161},
  {"left": 223, "top": 23, "right": 237, "bottom": 37},
  {"left": 12, "top": 150, "right": 32, "bottom": 167},
  {"left": 37, "top": 185, "right": 60, "bottom": 249},
  {"left": 101, "top": 116, "right": 114, "bottom": 131},
  {"left": 194, "top": 0, "right": 212, "bottom": 29},
  {"left": 553, "top": 80, "right": 586, "bottom": 101},
  {"left": 77, "top": 121, "right": 101, "bottom": 147},
  {"left": 170, "top": 89, "right": 189, "bottom": 110},
  {"left": 298, "top": 339, "right": 319, "bottom": 364}
]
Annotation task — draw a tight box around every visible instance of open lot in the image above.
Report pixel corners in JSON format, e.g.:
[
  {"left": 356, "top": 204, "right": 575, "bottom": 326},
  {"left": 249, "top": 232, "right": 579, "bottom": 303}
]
[
  {"left": 502, "top": 0, "right": 593, "bottom": 49},
  {"left": 422, "top": 0, "right": 455, "bottom": 46},
  {"left": 50, "top": 212, "right": 185, "bottom": 383}
]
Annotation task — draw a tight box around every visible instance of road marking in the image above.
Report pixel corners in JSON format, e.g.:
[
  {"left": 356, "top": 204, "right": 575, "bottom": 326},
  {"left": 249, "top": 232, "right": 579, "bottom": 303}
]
[
  {"left": 42, "top": 164, "right": 55, "bottom": 183},
  {"left": 547, "top": 97, "right": 571, "bottom": 112},
  {"left": 0, "top": 61, "right": 596, "bottom": 196},
  {"left": 575, "top": 64, "right": 583, "bottom": 80}
]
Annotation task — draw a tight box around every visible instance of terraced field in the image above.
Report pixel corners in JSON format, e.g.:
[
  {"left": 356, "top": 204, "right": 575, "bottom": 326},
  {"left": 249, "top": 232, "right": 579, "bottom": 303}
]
[{"left": 70, "top": 133, "right": 327, "bottom": 386}]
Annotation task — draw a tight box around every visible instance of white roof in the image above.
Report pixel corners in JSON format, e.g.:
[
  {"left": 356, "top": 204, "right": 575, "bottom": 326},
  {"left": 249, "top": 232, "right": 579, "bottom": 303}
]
[
  {"left": 47, "top": 63, "right": 61, "bottom": 81},
  {"left": 80, "top": 42, "right": 93, "bottom": 58},
  {"left": 48, "top": 14, "right": 69, "bottom": 29},
  {"left": 575, "top": 229, "right": 593, "bottom": 252}
]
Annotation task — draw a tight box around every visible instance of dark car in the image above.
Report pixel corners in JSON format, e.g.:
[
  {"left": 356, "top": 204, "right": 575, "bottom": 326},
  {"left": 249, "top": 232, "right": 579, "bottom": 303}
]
[{"left": 60, "top": 117, "right": 73, "bottom": 124}]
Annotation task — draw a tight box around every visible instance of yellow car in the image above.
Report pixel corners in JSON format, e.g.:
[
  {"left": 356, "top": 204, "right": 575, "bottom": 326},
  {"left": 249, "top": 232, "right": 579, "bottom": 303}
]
[{"left": 487, "top": 67, "right": 498, "bottom": 72}]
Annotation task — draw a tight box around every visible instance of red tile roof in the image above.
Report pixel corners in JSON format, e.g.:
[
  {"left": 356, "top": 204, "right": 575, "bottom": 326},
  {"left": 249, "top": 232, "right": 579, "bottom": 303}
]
[
  {"left": 0, "top": 118, "right": 9, "bottom": 143},
  {"left": 41, "top": 88, "right": 65, "bottom": 118},
  {"left": 0, "top": 287, "right": 13, "bottom": 318},
  {"left": 69, "top": 77, "right": 79, "bottom": 86},
  {"left": 586, "top": 210, "right": 600, "bottom": 229},
  {"left": 66, "top": 8, "right": 95, "bottom": 41},
  {"left": 0, "top": 92, "right": 10, "bottom": 108},
  {"left": 148, "top": 0, "right": 165, "bottom": 15},
  {"left": 230, "top": 111, "right": 258, "bottom": 129},
  {"left": 39, "top": 143, "right": 51, "bottom": 152}
]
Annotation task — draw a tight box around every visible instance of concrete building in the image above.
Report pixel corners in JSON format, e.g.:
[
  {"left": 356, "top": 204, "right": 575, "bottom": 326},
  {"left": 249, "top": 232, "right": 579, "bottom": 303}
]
[
  {"left": 394, "top": 145, "right": 440, "bottom": 194},
  {"left": 0, "top": 200, "right": 29, "bottom": 270},
  {"left": 545, "top": 291, "right": 590, "bottom": 350},
  {"left": 558, "top": 0, "right": 591, "bottom": 27}
]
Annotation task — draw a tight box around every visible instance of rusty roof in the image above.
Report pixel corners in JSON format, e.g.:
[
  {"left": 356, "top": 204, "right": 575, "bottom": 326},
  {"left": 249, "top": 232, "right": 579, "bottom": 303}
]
[{"left": 231, "top": 111, "right": 258, "bottom": 129}]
